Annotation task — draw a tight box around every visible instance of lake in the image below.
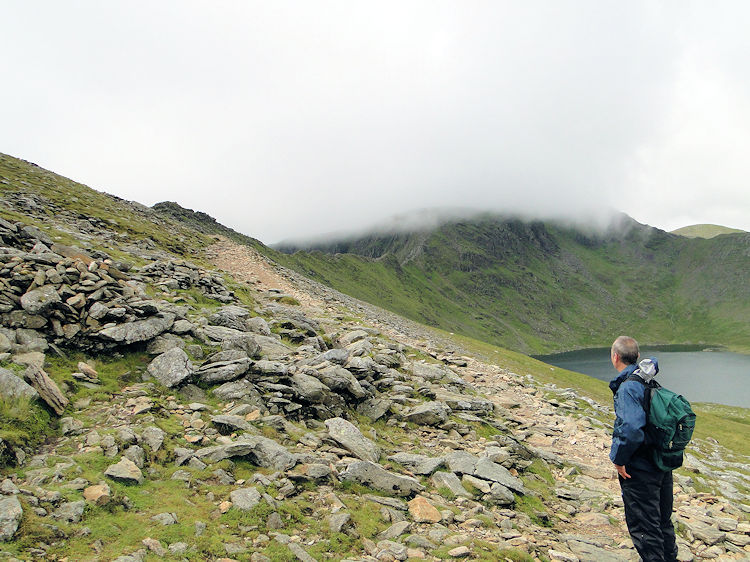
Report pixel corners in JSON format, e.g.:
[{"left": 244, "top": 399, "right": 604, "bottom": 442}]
[{"left": 535, "top": 345, "right": 750, "bottom": 409}]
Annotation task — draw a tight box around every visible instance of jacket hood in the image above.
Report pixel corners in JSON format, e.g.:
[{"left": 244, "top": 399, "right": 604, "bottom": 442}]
[{"left": 632, "top": 357, "right": 659, "bottom": 383}]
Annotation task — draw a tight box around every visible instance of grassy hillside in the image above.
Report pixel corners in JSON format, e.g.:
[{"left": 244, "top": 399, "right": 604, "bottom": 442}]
[
  {"left": 273, "top": 215, "right": 750, "bottom": 354},
  {"left": 672, "top": 223, "right": 745, "bottom": 239}
]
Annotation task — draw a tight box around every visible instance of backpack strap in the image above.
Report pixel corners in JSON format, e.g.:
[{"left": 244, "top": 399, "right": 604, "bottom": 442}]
[{"left": 625, "top": 374, "right": 659, "bottom": 424}]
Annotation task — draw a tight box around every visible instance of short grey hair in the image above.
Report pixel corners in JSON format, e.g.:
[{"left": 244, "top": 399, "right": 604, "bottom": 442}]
[{"left": 612, "top": 336, "right": 639, "bottom": 365}]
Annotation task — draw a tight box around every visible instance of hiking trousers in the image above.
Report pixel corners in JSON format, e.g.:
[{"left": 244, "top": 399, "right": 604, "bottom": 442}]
[{"left": 619, "top": 466, "right": 678, "bottom": 562}]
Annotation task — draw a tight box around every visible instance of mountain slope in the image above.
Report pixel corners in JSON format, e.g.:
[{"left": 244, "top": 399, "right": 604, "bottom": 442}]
[
  {"left": 671, "top": 223, "right": 745, "bottom": 239},
  {"left": 274, "top": 214, "right": 750, "bottom": 353}
]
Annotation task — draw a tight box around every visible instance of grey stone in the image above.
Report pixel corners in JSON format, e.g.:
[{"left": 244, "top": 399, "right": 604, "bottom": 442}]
[
  {"left": 680, "top": 519, "right": 725, "bottom": 545},
  {"left": 20, "top": 285, "right": 61, "bottom": 315},
  {"left": 141, "top": 426, "right": 166, "bottom": 452},
  {"left": 104, "top": 457, "right": 144, "bottom": 484},
  {"left": 98, "top": 313, "right": 175, "bottom": 344},
  {"left": 387, "top": 453, "right": 445, "bottom": 475},
  {"left": 473, "top": 457, "right": 527, "bottom": 495},
  {"left": 124, "top": 445, "right": 145, "bottom": 468},
  {"left": 309, "top": 348, "right": 350, "bottom": 365},
  {"left": 288, "top": 542, "right": 317, "bottom": 562},
  {"left": 151, "top": 512, "right": 178, "bottom": 525},
  {"left": 246, "top": 316, "right": 272, "bottom": 336},
  {"left": 340, "top": 330, "right": 369, "bottom": 346},
  {"left": 340, "top": 461, "right": 424, "bottom": 497},
  {"left": 375, "top": 540, "right": 408, "bottom": 560},
  {"left": 147, "top": 348, "right": 193, "bottom": 388},
  {"left": 146, "top": 333, "right": 186, "bottom": 355},
  {"left": 196, "top": 353, "right": 251, "bottom": 383},
  {"left": 0, "top": 367, "right": 38, "bottom": 400},
  {"left": 222, "top": 334, "right": 261, "bottom": 358},
  {"left": 325, "top": 417, "right": 380, "bottom": 462},
  {"left": 430, "top": 472, "right": 472, "bottom": 498},
  {"left": 195, "top": 436, "right": 297, "bottom": 470},
  {"left": 168, "top": 542, "right": 189, "bottom": 555},
  {"left": 0, "top": 495, "right": 22, "bottom": 541},
  {"left": 435, "top": 391, "right": 493, "bottom": 415},
  {"left": 212, "top": 378, "right": 259, "bottom": 401},
  {"left": 356, "top": 398, "right": 393, "bottom": 421},
  {"left": 402, "top": 401, "right": 450, "bottom": 426},
  {"left": 230, "top": 487, "right": 262, "bottom": 510},
  {"left": 567, "top": 538, "right": 629, "bottom": 562},
  {"left": 250, "top": 360, "right": 288, "bottom": 376},
  {"left": 328, "top": 512, "right": 352, "bottom": 533},
  {"left": 289, "top": 373, "right": 331, "bottom": 403},
  {"left": 314, "top": 365, "right": 367, "bottom": 399},
  {"left": 254, "top": 335, "right": 293, "bottom": 360},
  {"left": 0, "top": 480, "right": 20, "bottom": 495},
  {"left": 52, "top": 500, "right": 85, "bottom": 523},
  {"left": 379, "top": 520, "right": 411, "bottom": 540},
  {"left": 487, "top": 482, "right": 515, "bottom": 505},
  {"left": 444, "top": 451, "right": 478, "bottom": 475},
  {"left": 210, "top": 414, "right": 251, "bottom": 432},
  {"left": 209, "top": 305, "right": 253, "bottom": 331}
]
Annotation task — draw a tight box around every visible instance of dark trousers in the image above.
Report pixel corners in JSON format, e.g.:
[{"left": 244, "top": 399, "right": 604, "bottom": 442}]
[{"left": 619, "top": 466, "right": 678, "bottom": 562}]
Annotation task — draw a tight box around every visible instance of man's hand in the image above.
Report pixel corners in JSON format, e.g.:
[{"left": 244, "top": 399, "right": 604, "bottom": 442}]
[{"left": 615, "top": 464, "right": 631, "bottom": 479}]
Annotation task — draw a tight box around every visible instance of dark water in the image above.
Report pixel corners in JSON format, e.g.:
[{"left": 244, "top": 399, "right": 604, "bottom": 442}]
[{"left": 535, "top": 346, "right": 750, "bottom": 409}]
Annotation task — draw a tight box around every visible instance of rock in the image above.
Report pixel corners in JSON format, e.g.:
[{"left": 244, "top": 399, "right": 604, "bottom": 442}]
[
  {"left": 402, "top": 401, "right": 450, "bottom": 426},
  {"left": 196, "top": 353, "right": 251, "bottom": 383},
  {"left": 680, "top": 519, "right": 726, "bottom": 545},
  {"left": 289, "top": 373, "right": 331, "bottom": 403},
  {"left": 212, "top": 378, "right": 258, "bottom": 401},
  {"left": 223, "top": 334, "right": 261, "bottom": 358},
  {"left": 375, "top": 540, "right": 409, "bottom": 560},
  {"left": 141, "top": 426, "right": 166, "bottom": 451},
  {"left": 52, "top": 500, "right": 85, "bottom": 523},
  {"left": 123, "top": 445, "right": 145, "bottom": 468},
  {"left": 473, "top": 457, "right": 527, "bottom": 495},
  {"left": 84, "top": 482, "right": 112, "bottom": 506},
  {"left": 487, "top": 482, "right": 515, "bottom": 505},
  {"left": 151, "top": 512, "right": 178, "bottom": 525},
  {"left": 24, "top": 365, "right": 68, "bottom": 415},
  {"left": 430, "top": 472, "right": 472, "bottom": 498},
  {"left": 379, "top": 520, "right": 412, "bottom": 540},
  {"left": 61, "top": 417, "right": 84, "bottom": 435},
  {"left": 209, "top": 306, "right": 253, "bottom": 331},
  {"left": 146, "top": 348, "right": 193, "bottom": 388},
  {"left": 210, "top": 414, "right": 251, "bottom": 432},
  {"left": 357, "top": 398, "right": 393, "bottom": 421},
  {"left": 104, "top": 457, "right": 144, "bottom": 484},
  {"left": 0, "top": 480, "right": 19, "bottom": 495},
  {"left": 325, "top": 417, "right": 380, "bottom": 462},
  {"left": 20, "top": 285, "right": 61, "bottom": 315},
  {"left": 288, "top": 542, "right": 317, "bottom": 562},
  {"left": 314, "top": 365, "right": 367, "bottom": 399},
  {"left": 340, "top": 330, "right": 369, "bottom": 346},
  {"left": 448, "top": 546, "right": 471, "bottom": 558},
  {"left": 0, "top": 367, "right": 38, "bottom": 400},
  {"left": 387, "top": 452, "right": 444, "bottom": 475},
  {"left": 98, "top": 313, "right": 175, "bottom": 344},
  {"left": 328, "top": 512, "right": 352, "bottom": 533},
  {"left": 566, "top": 538, "right": 629, "bottom": 562},
  {"left": 142, "top": 538, "right": 166, "bottom": 556},
  {"left": 0, "top": 495, "right": 23, "bottom": 541},
  {"left": 250, "top": 359, "right": 288, "bottom": 377},
  {"left": 408, "top": 496, "right": 442, "bottom": 523},
  {"left": 340, "top": 461, "right": 424, "bottom": 496},
  {"left": 444, "top": 451, "right": 478, "bottom": 475},
  {"left": 195, "top": 436, "right": 297, "bottom": 470},
  {"left": 229, "top": 487, "right": 262, "bottom": 511}
]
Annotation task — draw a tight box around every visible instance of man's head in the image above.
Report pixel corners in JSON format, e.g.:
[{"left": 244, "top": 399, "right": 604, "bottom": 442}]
[{"left": 611, "top": 336, "right": 639, "bottom": 370}]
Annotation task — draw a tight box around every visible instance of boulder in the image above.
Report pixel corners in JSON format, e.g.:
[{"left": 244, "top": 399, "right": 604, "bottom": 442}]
[
  {"left": 24, "top": 365, "right": 68, "bottom": 415},
  {"left": 325, "top": 417, "right": 380, "bottom": 462},
  {"left": 209, "top": 306, "right": 253, "bottom": 332},
  {"left": 387, "top": 453, "right": 445, "bottom": 475},
  {"left": 0, "top": 367, "right": 38, "bottom": 400},
  {"left": 212, "top": 378, "right": 260, "bottom": 402},
  {"left": 402, "top": 401, "right": 450, "bottom": 426},
  {"left": 195, "top": 436, "right": 297, "bottom": 470},
  {"left": 408, "top": 496, "right": 442, "bottom": 523},
  {"left": 229, "top": 487, "right": 262, "bottom": 511},
  {"left": 0, "top": 495, "right": 22, "bottom": 541},
  {"left": 473, "top": 457, "right": 527, "bottom": 495},
  {"left": 430, "top": 472, "right": 472, "bottom": 498},
  {"left": 196, "top": 352, "right": 251, "bottom": 383},
  {"left": 210, "top": 415, "right": 251, "bottom": 433},
  {"left": 147, "top": 348, "right": 193, "bottom": 388},
  {"left": 288, "top": 373, "right": 331, "bottom": 403},
  {"left": 314, "top": 365, "right": 367, "bottom": 399},
  {"left": 20, "top": 285, "right": 61, "bottom": 315},
  {"left": 104, "top": 457, "right": 144, "bottom": 484},
  {"left": 98, "top": 313, "right": 175, "bottom": 344},
  {"left": 52, "top": 500, "right": 85, "bottom": 523},
  {"left": 84, "top": 482, "right": 112, "bottom": 506},
  {"left": 340, "top": 461, "right": 424, "bottom": 497},
  {"left": 141, "top": 426, "right": 166, "bottom": 451}
]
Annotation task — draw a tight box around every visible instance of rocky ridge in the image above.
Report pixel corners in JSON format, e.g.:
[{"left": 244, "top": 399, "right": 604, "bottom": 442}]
[{"left": 0, "top": 197, "right": 747, "bottom": 560}]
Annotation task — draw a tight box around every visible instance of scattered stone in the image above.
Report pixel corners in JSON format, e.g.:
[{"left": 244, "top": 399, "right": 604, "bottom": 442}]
[
  {"left": 151, "top": 512, "right": 178, "bottom": 525},
  {"left": 0, "top": 495, "right": 23, "bottom": 541},
  {"left": 104, "top": 457, "right": 144, "bottom": 484},
  {"left": 147, "top": 348, "right": 193, "bottom": 388},
  {"left": 84, "top": 482, "right": 112, "bottom": 506},
  {"left": 408, "top": 496, "right": 442, "bottom": 523},
  {"left": 229, "top": 487, "right": 262, "bottom": 511},
  {"left": 53, "top": 500, "right": 85, "bottom": 523},
  {"left": 340, "top": 461, "right": 424, "bottom": 496},
  {"left": 325, "top": 417, "right": 380, "bottom": 462}
]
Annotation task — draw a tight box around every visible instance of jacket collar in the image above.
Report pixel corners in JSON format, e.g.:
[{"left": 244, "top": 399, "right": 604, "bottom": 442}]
[{"left": 609, "top": 363, "right": 638, "bottom": 394}]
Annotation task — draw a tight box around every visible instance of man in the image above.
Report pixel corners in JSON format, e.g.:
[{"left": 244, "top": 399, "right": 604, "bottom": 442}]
[{"left": 609, "top": 336, "right": 678, "bottom": 562}]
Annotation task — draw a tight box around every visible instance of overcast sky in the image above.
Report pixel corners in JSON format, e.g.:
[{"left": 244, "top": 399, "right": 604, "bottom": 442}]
[{"left": 3, "top": 2, "right": 750, "bottom": 243}]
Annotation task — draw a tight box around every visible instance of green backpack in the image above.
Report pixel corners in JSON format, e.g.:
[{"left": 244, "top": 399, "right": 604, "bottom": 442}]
[{"left": 628, "top": 375, "right": 696, "bottom": 471}]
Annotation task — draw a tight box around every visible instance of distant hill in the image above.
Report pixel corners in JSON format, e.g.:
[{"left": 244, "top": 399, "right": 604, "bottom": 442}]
[
  {"left": 274, "top": 213, "right": 750, "bottom": 354},
  {"left": 671, "top": 224, "right": 745, "bottom": 239}
]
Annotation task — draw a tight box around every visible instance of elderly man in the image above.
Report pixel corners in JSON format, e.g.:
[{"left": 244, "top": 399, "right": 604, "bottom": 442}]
[{"left": 609, "top": 335, "right": 678, "bottom": 562}]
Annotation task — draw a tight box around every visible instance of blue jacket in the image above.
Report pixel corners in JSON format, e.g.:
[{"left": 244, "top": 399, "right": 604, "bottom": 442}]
[{"left": 609, "top": 361, "right": 657, "bottom": 471}]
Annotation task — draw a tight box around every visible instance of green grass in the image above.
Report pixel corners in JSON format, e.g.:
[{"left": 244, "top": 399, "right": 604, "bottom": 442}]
[{"left": 0, "top": 396, "right": 54, "bottom": 464}]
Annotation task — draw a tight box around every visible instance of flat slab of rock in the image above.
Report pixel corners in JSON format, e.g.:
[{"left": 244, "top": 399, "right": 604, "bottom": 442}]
[
  {"left": 325, "top": 417, "right": 380, "bottom": 462},
  {"left": 431, "top": 471, "right": 472, "bottom": 498},
  {"left": 24, "top": 365, "right": 68, "bottom": 415},
  {"left": 104, "top": 457, "right": 144, "bottom": 484},
  {"left": 210, "top": 414, "right": 251, "bottom": 432},
  {"left": 402, "top": 401, "right": 450, "bottom": 426},
  {"left": 195, "top": 436, "right": 297, "bottom": 470},
  {"left": 0, "top": 367, "right": 38, "bottom": 400},
  {"left": 0, "top": 495, "right": 22, "bottom": 541},
  {"left": 98, "top": 313, "right": 175, "bottom": 344},
  {"left": 387, "top": 452, "right": 445, "bottom": 475},
  {"left": 229, "top": 487, "right": 262, "bottom": 511},
  {"left": 147, "top": 348, "right": 193, "bottom": 388},
  {"left": 340, "top": 461, "right": 424, "bottom": 497}
]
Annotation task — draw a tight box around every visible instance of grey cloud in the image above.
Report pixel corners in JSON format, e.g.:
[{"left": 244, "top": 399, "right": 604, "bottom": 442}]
[{"left": 2, "top": 1, "right": 749, "bottom": 243}]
